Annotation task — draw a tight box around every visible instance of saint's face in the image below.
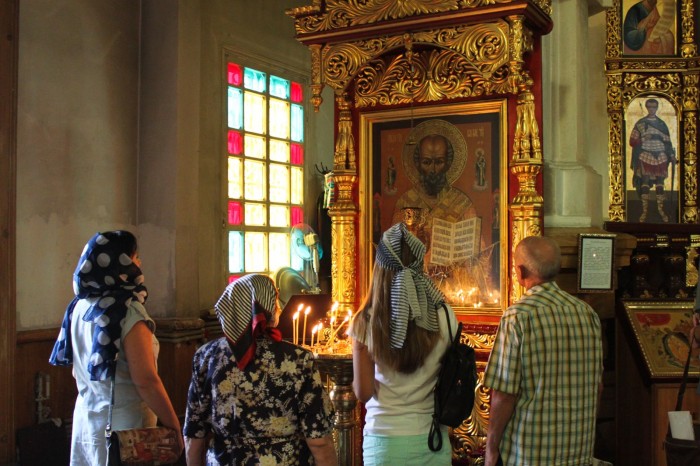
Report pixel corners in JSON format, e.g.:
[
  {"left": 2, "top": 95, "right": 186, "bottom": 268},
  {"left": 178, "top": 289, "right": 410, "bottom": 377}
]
[
  {"left": 646, "top": 102, "right": 658, "bottom": 117},
  {"left": 418, "top": 137, "right": 448, "bottom": 176},
  {"left": 417, "top": 135, "right": 451, "bottom": 196}
]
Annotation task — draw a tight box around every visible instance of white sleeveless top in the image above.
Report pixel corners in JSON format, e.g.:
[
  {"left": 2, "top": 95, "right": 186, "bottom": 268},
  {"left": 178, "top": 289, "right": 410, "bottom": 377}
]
[{"left": 361, "top": 305, "right": 458, "bottom": 436}]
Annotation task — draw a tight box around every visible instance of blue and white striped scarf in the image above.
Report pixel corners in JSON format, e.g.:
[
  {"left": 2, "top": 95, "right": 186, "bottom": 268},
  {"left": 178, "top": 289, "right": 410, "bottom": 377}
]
[
  {"left": 215, "top": 274, "right": 281, "bottom": 370},
  {"left": 375, "top": 223, "right": 443, "bottom": 348}
]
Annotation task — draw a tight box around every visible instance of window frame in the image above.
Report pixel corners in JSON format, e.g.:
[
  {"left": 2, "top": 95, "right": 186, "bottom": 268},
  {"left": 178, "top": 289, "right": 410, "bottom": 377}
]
[{"left": 222, "top": 48, "right": 309, "bottom": 284}]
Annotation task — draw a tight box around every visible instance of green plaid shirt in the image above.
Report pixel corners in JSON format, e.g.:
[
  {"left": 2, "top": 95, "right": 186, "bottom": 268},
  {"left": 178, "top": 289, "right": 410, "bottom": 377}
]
[{"left": 484, "top": 281, "right": 603, "bottom": 466}]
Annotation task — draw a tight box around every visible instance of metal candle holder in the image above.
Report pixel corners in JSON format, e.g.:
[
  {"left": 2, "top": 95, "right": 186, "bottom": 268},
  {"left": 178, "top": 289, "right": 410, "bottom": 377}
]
[{"left": 314, "top": 352, "right": 357, "bottom": 466}]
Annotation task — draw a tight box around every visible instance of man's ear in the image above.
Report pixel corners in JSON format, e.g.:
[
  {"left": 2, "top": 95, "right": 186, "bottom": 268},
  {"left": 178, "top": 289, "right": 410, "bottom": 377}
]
[{"left": 516, "top": 264, "right": 528, "bottom": 280}]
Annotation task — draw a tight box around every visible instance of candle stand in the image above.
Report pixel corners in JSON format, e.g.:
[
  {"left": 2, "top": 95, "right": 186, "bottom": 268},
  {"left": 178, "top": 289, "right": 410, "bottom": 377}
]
[{"left": 314, "top": 352, "right": 357, "bottom": 466}]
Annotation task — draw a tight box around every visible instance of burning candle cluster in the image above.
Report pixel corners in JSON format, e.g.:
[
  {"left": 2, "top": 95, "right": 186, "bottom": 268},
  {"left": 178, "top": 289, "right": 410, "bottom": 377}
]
[{"left": 290, "top": 301, "right": 353, "bottom": 354}]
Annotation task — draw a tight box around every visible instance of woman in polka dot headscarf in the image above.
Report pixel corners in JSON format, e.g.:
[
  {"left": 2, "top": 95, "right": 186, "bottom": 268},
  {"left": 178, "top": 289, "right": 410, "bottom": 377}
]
[{"left": 50, "top": 231, "right": 183, "bottom": 465}]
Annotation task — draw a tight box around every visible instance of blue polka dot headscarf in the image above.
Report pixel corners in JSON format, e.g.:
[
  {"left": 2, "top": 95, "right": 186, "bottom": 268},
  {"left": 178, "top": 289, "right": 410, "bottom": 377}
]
[
  {"left": 49, "top": 231, "right": 148, "bottom": 381},
  {"left": 375, "top": 222, "right": 443, "bottom": 349}
]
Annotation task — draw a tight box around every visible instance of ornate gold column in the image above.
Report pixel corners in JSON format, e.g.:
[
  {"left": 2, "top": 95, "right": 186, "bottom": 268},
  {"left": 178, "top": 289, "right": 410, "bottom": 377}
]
[
  {"left": 329, "top": 94, "right": 358, "bottom": 314},
  {"left": 681, "top": 71, "right": 698, "bottom": 223},
  {"left": 326, "top": 93, "right": 360, "bottom": 466},
  {"left": 509, "top": 80, "right": 544, "bottom": 302}
]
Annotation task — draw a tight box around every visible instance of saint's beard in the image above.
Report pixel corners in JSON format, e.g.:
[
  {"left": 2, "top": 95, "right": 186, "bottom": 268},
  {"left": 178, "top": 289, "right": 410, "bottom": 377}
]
[{"left": 421, "top": 172, "right": 447, "bottom": 196}]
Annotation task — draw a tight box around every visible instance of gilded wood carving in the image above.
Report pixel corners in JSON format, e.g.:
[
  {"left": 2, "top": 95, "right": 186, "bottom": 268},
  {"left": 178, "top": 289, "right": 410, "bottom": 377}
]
[
  {"left": 606, "top": 0, "right": 699, "bottom": 224},
  {"left": 287, "top": 1, "right": 552, "bottom": 463}
]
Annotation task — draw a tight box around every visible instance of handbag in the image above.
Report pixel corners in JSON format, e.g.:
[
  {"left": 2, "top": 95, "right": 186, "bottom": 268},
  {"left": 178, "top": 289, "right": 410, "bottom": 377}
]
[
  {"left": 428, "top": 304, "right": 477, "bottom": 452},
  {"left": 105, "top": 376, "right": 181, "bottom": 466},
  {"left": 664, "top": 333, "right": 700, "bottom": 466}
]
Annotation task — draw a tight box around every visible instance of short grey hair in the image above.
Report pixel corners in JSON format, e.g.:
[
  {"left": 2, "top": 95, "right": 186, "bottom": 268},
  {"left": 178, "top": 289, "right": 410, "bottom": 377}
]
[{"left": 516, "top": 236, "right": 561, "bottom": 281}]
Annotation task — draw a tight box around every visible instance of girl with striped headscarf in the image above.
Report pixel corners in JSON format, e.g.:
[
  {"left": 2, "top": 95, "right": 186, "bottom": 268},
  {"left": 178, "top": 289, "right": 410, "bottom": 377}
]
[
  {"left": 183, "top": 274, "right": 337, "bottom": 466},
  {"left": 350, "top": 222, "right": 458, "bottom": 465}
]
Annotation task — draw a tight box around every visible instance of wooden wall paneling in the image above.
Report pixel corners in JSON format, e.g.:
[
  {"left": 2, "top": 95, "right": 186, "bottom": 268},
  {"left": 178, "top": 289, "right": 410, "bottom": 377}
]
[
  {"left": 15, "top": 330, "right": 78, "bottom": 430},
  {"left": 153, "top": 318, "right": 206, "bottom": 418},
  {"left": 615, "top": 318, "right": 652, "bottom": 465},
  {"left": 0, "top": 0, "right": 18, "bottom": 461},
  {"left": 157, "top": 340, "right": 201, "bottom": 418}
]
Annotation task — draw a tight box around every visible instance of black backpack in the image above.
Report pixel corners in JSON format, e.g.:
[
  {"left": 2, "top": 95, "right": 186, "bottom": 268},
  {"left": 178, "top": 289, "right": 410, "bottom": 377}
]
[{"left": 428, "top": 304, "right": 477, "bottom": 451}]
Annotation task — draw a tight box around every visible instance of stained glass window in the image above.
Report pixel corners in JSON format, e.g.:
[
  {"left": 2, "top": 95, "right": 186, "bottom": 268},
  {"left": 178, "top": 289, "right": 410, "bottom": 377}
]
[{"left": 225, "top": 56, "right": 306, "bottom": 282}]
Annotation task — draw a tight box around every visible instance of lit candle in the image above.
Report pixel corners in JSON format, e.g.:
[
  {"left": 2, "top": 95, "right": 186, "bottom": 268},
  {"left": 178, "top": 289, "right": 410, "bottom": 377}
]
[
  {"left": 302, "top": 306, "right": 311, "bottom": 346},
  {"left": 311, "top": 324, "right": 319, "bottom": 348},
  {"left": 316, "top": 322, "right": 324, "bottom": 345},
  {"left": 293, "top": 311, "right": 300, "bottom": 345},
  {"left": 329, "top": 315, "right": 336, "bottom": 343}
]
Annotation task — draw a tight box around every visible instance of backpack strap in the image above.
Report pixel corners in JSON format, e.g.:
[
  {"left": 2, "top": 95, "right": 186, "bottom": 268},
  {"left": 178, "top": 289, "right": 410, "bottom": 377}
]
[
  {"left": 442, "top": 303, "right": 455, "bottom": 344},
  {"left": 428, "top": 303, "right": 454, "bottom": 452}
]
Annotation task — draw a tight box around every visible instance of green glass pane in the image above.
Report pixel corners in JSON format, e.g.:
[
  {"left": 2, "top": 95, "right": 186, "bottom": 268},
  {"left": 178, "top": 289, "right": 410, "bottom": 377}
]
[
  {"left": 269, "top": 139, "right": 290, "bottom": 163},
  {"left": 228, "top": 231, "right": 244, "bottom": 273},
  {"left": 227, "top": 87, "right": 242, "bottom": 130},
  {"left": 270, "top": 75, "right": 290, "bottom": 99},
  {"left": 244, "top": 203, "right": 267, "bottom": 226},
  {"left": 244, "top": 232, "right": 267, "bottom": 272},
  {"left": 227, "top": 157, "right": 242, "bottom": 199},
  {"left": 269, "top": 163, "right": 289, "bottom": 203},
  {"left": 291, "top": 166, "right": 303, "bottom": 205},
  {"left": 245, "top": 134, "right": 266, "bottom": 160},
  {"left": 244, "top": 92, "right": 266, "bottom": 134},
  {"left": 269, "top": 232, "right": 290, "bottom": 272},
  {"left": 243, "top": 67, "right": 266, "bottom": 93},
  {"left": 269, "top": 98, "right": 290, "bottom": 139},
  {"left": 269, "top": 204, "right": 290, "bottom": 228},
  {"left": 244, "top": 159, "right": 266, "bottom": 201},
  {"left": 291, "top": 104, "right": 304, "bottom": 142}
]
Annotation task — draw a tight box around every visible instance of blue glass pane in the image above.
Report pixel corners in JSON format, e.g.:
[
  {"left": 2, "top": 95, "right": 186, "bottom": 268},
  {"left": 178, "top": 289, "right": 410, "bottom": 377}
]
[
  {"left": 244, "top": 67, "right": 266, "bottom": 93},
  {"left": 227, "top": 87, "right": 243, "bottom": 130},
  {"left": 291, "top": 104, "right": 304, "bottom": 142},
  {"left": 270, "top": 75, "right": 290, "bottom": 99},
  {"left": 228, "top": 231, "right": 244, "bottom": 273}
]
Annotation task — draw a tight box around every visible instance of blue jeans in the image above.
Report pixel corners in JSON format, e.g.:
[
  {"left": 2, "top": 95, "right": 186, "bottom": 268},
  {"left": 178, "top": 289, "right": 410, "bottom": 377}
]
[{"left": 363, "top": 432, "right": 452, "bottom": 466}]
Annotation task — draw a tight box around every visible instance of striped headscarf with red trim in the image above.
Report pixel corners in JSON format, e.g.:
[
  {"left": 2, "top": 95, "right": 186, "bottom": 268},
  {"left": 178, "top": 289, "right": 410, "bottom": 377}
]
[{"left": 215, "top": 274, "right": 281, "bottom": 370}]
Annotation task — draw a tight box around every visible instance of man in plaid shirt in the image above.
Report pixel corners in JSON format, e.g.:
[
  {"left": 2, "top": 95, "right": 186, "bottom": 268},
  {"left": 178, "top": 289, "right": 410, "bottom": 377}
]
[{"left": 484, "top": 236, "right": 603, "bottom": 466}]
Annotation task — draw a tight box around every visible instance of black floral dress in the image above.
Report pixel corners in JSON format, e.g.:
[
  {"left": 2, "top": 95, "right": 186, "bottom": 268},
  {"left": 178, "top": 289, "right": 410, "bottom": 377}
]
[{"left": 184, "top": 337, "right": 335, "bottom": 465}]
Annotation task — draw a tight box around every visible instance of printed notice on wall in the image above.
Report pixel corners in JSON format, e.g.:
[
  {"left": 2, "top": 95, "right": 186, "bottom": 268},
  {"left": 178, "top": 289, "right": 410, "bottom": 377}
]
[
  {"left": 430, "top": 217, "right": 481, "bottom": 266},
  {"left": 578, "top": 235, "right": 615, "bottom": 291}
]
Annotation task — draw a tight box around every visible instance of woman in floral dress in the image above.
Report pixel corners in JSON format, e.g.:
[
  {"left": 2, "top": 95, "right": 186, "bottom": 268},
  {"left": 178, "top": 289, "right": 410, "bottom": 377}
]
[{"left": 184, "top": 274, "right": 337, "bottom": 466}]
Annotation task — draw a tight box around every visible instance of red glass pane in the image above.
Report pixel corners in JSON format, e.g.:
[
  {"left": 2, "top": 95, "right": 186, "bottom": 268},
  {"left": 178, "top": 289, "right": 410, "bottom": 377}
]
[
  {"left": 228, "top": 275, "right": 241, "bottom": 284},
  {"left": 227, "top": 63, "right": 242, "bottom": 86},
  {"left": 291, "top": 82, "right": 303, "bottom": 103},
  {"left": 228, "top": 130, "right": 243, "bottom": 155},
  {"left": 228, "top": 201, "right": 243, "bottom": 225},
  {"left": 290, "top": 143, "right": 304, "bottom": 165},
  {"left": 291, "top": 206, "right": 304, "bottom": 225}
]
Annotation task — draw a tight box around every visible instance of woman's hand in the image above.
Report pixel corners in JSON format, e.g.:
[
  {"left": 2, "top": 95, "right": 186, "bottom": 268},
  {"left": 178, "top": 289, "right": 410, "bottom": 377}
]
[
  {"left": 185, "top": 437, "right": 207, "bottom": 466},
  {"left": 306, "top": 435, "right": 338, "bottom": 466}
]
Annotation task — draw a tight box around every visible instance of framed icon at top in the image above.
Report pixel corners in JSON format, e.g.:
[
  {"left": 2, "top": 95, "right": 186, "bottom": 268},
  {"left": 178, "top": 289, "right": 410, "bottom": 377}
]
[{"left": 621, "top": 0, "right": 678, "bottom": 57}]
